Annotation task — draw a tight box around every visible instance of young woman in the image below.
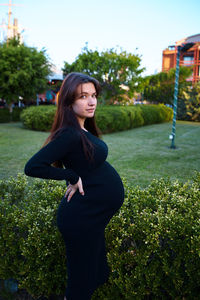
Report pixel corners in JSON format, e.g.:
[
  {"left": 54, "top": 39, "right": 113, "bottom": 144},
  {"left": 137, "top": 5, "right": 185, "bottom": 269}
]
[{"left": 24, "top": 72, "right": 125, "bottom": 300}]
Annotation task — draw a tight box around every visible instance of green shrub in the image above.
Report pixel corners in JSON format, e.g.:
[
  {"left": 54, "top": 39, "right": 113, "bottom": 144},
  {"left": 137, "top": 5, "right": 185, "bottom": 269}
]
[
  {"left": 177, "top": 98, "right": 188, "bottom": 121},
  {"left": 20, "top": 106, "right": 56, "bottom": 131},
  {"left": 0, "top": 107, "right": 24, "bottom": 123},
  {"left": 177, "top": 97, "right": 200, "bottom": 122},
  {"left": 20, "top": 104, "right": 172, "bottom": 133},
  {"left": 177, "top": 83, "right": 200, "bottom": 122},
  {"left": 0, "top": 173, "right": 200, "bottom": 299},
  {"left": 0, "top": 174, "right": 66, "bottom": 299},
  {"left": 0, "top": 108, "right": 10, "bottom": 123},
  {"left": 95, "top": 105, "right": 144, "bottom": 133},
  {"left": 140, "top": 104, "right": 173, "bottom": 125}
]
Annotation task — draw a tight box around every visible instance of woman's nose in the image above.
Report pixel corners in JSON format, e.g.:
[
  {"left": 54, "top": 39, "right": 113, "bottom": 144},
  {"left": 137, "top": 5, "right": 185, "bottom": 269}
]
[{"left": 88, "top": 96, "right": 96, "bottom": 104}]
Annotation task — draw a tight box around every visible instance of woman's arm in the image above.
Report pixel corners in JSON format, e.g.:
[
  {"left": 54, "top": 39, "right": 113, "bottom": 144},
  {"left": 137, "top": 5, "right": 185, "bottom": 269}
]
[{"left": 24, "top": 128, "right": 79, "bottom": 185}]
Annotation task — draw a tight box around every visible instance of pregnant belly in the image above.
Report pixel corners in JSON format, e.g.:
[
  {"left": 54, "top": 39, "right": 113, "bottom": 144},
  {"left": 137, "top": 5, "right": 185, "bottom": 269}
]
[
  {"left": 57, "top": 162, "right": 124, "bottom": 236},
  {"left": 82, "top": 161, "right": 125, "bottom": 209}
]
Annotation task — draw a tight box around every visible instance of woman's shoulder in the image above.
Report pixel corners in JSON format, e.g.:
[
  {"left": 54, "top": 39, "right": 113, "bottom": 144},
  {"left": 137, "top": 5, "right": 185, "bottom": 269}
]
[{"left": 55, "top": 126, "right": 81, "bottom": 140}]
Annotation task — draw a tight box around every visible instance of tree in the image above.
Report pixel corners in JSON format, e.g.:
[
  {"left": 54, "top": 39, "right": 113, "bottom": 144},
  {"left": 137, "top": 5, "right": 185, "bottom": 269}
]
[
  {"left": 0, "top": 37, "right": 51, "bottom": 113},
  {"left": 179, "top": 82, "right": 200, "bottom": 121},
  {"left": 62, "top": 45, "right": 145, "bottom": 104},
  {"left": 143, "top": 66, "right": 192, "bottom": 105}
]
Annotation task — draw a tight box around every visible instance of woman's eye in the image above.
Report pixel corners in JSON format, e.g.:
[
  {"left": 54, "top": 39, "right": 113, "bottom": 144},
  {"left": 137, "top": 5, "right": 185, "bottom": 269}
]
[{"left": 80, "top": 94, "right": 96, "bottom": 99}]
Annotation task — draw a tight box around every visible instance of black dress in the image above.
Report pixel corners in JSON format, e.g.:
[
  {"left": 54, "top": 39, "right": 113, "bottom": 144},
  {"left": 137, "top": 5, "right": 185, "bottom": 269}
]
[{"left": 24, "top": 127, "right": 124, "bottom": 300}]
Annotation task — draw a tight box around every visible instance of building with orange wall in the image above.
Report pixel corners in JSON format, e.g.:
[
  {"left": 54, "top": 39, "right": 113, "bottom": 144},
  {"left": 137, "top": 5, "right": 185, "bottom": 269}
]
[{"left": 162, "top": 34, "right": 200, "bottom": 84}]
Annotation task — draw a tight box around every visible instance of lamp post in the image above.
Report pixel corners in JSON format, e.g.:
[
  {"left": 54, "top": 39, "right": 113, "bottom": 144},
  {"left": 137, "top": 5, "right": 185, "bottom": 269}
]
[{"left": 169, "top": 42, "right": 194, "bottom": 149}]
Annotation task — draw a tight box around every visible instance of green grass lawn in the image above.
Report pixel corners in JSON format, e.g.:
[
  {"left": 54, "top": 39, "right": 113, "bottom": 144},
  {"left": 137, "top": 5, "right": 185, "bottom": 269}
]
[{"left": 1, "top": 121, "right": 200, "bottom": 188}]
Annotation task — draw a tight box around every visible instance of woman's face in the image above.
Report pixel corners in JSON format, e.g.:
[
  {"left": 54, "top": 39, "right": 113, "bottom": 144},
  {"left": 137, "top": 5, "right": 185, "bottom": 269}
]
[{"left": 72, "top": 82, "right": 97, "bottom": 125}]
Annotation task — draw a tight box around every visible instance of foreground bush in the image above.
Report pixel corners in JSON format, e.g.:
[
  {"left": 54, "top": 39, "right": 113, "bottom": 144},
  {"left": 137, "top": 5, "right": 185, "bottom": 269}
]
[
  {"left": 0, "top": 173, "right": 199, "bottom": 299},
  {"left": 20, "top": 104, "right": 173, "bottom": 133}
]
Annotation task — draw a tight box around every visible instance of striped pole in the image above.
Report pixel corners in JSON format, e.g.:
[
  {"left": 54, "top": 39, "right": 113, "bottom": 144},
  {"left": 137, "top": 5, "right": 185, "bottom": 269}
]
[{"left": 170, "top": 45, "right": 181, "bottom": 149}]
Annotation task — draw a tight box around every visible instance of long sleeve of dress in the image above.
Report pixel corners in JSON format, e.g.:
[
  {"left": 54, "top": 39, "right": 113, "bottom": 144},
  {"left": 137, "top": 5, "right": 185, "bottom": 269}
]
[{"left": 24, "top": 128, "right": 79, "bottom": 185}]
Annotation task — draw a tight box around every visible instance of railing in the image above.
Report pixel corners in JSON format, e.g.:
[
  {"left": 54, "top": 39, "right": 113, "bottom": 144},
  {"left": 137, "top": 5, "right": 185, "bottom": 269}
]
[
  {"left": 180, "top": 60, "right": 194, "bottom": 66},
  {"left": 193, "top": 75, "right": 200, "bottom": 82},
  {"left": 180, "top": 59, "right": 200, "bottom": 66}
]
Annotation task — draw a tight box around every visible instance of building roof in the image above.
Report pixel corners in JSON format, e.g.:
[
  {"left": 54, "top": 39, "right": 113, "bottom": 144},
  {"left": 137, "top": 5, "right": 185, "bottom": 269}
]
[
  {"left": 48, "top": 73, "right": 64, "bottom": 81},
  {"left": 176, "top": 33, "right": 200, "bottom": 45}
]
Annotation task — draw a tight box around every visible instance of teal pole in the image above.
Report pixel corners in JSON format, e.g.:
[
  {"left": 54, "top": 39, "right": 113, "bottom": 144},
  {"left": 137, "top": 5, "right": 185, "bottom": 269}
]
[{"left": 170, "top": 45, "right": 181, "bottom": 149}]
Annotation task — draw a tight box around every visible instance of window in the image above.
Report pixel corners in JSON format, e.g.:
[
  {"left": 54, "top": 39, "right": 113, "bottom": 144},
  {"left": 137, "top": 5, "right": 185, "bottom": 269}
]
[
  {"left": 183, "top": 56, "right": 194, "bottom": 65},
  {"left": 164, "top": 57, "right": 170, "bottom": 69}
]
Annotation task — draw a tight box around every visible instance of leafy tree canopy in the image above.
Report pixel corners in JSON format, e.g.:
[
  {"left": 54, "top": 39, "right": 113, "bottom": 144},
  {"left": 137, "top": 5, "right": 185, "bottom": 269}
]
[
  {"left": 0, "top": 37, "right": 52, "bottom": 112},
  {"left": 143, "top": 66, "right": 193, "bottom": 105},
  {"left": 62, "top": 45, "right": 145, "bottom": 104},
  {"left": 181, "top": 82, "right": 200, "bottom": 121}
]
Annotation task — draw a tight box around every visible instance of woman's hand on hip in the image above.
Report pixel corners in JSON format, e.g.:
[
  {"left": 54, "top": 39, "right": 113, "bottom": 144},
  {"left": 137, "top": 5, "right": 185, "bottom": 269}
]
[{"left": 65, "top": 177, "right": 84, "bottom": 202}]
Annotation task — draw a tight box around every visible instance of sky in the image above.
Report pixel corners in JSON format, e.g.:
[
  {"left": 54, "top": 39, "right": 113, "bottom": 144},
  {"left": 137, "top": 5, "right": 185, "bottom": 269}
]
[{"left": 0, "top": 0, "right": 200, "bottom": 76}]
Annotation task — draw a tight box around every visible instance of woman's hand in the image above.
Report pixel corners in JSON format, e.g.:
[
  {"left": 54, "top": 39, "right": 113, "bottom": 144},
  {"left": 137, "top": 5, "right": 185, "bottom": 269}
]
[{"left": 65, "top": 177, "right": 84, "bottom": 202}]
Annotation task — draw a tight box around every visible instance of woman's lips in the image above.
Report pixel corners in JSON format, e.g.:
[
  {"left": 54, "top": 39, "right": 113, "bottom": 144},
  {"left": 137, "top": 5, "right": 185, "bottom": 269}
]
[{"left": 86, "top": 109, "right": 95, "bottom": 112}]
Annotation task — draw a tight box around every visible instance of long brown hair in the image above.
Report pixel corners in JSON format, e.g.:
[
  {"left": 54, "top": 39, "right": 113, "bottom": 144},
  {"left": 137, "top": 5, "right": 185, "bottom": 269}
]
[{"left": 42, "top": 72, "right": 102, "bottom": 168}]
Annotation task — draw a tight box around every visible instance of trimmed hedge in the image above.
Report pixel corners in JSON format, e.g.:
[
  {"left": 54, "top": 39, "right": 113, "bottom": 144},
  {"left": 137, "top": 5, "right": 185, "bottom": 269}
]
[
  {"left": 20, "top": 104, "right": 173, "bottom": 133},
  {"left": 0, "top": 173, "right": 200, "bottom": 299},
  {"left": 0, "top": 107, "right": 24, "bottom": 123}
]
